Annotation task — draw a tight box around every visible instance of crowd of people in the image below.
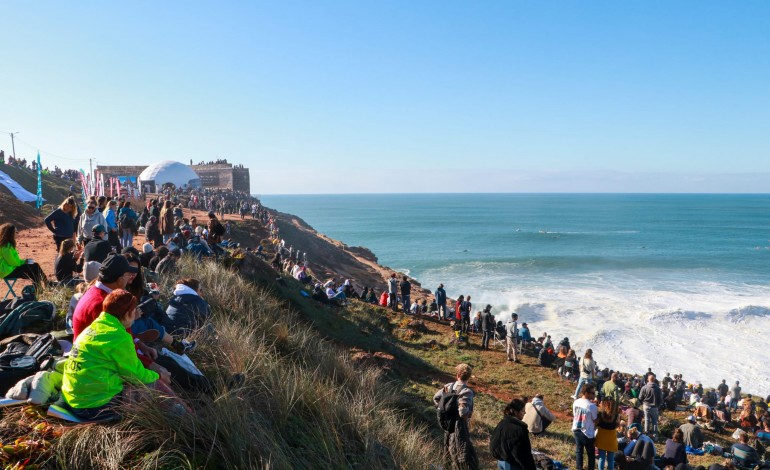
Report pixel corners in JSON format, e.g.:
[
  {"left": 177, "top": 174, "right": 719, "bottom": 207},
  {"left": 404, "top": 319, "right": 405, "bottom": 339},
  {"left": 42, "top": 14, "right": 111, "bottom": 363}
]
[{"left": 0, "top": 183, "right": 263, "bottom": 422}]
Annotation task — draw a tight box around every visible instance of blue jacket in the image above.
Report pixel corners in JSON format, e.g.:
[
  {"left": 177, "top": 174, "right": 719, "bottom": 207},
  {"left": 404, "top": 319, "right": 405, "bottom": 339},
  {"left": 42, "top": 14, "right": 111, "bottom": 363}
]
[
  {"left": 44, "top": 208, "right": 76, "bottom": 238},
  {"left": 163, "top": 285, "right": 211, "bottom": 335},
  {"left": 434, "top": 287, "right": 447, "bottom": 305}
]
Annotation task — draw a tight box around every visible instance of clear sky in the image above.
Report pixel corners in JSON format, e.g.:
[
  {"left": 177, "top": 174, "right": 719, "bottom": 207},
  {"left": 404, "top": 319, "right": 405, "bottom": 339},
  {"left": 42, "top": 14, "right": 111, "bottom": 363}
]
[{"left": 2, "top": 1, "right": 769, "bottom": 194}]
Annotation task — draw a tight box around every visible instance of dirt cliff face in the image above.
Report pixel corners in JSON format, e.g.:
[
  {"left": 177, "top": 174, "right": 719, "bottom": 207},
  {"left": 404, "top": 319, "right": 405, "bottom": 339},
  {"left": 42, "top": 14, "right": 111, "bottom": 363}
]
[{"left": 271, "top": 211, "right": 430, "bottom": 298}]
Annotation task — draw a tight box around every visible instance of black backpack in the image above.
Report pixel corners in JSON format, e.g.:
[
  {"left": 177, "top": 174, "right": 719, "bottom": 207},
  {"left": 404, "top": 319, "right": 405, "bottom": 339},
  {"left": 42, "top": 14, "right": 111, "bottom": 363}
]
[
  {"left": 436, "top": 384, "right": 462, "bottom": 432},
  {"left": 119, "top": 212, "right": 136, "bottom": 231},
  {"left": 0, "top": 333, "right": 61, "bottom": 395},
  {"left": 213, "top": 222, "right": 226, "bottom": 237}
]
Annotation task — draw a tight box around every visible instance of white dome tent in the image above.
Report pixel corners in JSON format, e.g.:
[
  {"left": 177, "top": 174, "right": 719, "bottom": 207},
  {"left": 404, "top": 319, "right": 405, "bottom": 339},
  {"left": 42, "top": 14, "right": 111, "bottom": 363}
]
[{"left": 138, "top": 160, "right": 201, "bottom": 193}]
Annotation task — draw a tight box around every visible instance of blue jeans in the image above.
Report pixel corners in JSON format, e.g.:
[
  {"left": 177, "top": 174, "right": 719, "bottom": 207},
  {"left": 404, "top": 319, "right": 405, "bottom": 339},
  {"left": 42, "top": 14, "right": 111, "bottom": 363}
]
[
  {"left": 598, "top": 449, "right": 615, "bottom": 470},
  {"left": 402, "top": 294, "right": 410, "bottom": 314},
  {"left": 575, "top": 377, "right": 591, "bottom": 397},
  {"left": 498, "top": 461, "right": 513, "bottom": 470},
  {"left": 574, "top": 430, "right": 596, "bottom": 470}
]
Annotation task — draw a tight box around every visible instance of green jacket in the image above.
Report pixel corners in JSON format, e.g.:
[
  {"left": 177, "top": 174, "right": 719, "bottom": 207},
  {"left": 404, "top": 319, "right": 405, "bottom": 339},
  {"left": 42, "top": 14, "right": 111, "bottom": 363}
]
[
  {"left": 0, "top": 244, "right": 24, "bottom": 279},
  {"left": 63, "top": 312, "right": 159, "bottom": 409}
]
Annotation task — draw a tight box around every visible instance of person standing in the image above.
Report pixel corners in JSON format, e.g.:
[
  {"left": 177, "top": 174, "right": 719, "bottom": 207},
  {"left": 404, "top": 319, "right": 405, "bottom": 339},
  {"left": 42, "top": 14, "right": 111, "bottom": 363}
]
[
  {"left": 160, "top": 201, "right": 175, "bottom": 244},
  {"left": 730, "top": 381, "right": 742, "bottom": 411},
  {"left": 400, "top": 275, "right": 411, "bottom": 315},
  {"left": 506, "top": 313, "right": 519, "bottom": 362},
  {"left": 490, "top": 398, "right": 537, "bottom": 470},
  {"left": 387, "top": 273, "right": 399, "bottom": 312},
  {"left": 435, "top": 284, "right": 447, "bottom": 320},
  {"left": 118, "top": 201, "right": 138, "bottom": 249},
  {"left": 596, "top": 398, "right": 619, "bottom": 470},
  {"left": 572, "top": 384, "right": 599, "bottom": 470},
  {"left": 44, "top": 196, "right": 78, "bottom": 250},
  {"left": 638, "top": 374, "right": 663, "bottom": 439},
  {"left": 480, "top": 305, "right": 494, "bottom": 350},
  {"left": 573, "top": 349, "right": 596, "bottom": 399},
  {"left": 434, "top": 364, "right": 477, "bottom": 470}
]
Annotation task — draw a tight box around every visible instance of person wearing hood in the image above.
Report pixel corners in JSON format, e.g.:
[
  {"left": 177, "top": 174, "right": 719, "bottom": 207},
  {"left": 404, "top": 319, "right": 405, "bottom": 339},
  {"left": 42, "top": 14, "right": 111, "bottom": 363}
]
[
  {"left": 77, "top": 200, "right": 107, "bottom": 247},
  {"left": 490, "top": 398, "right": 537, "bottom": 470},
  {"left": 522, "top": 394, "right": 556, "bottom": 435},
  {"left": 162, "top": 278, "right": 211, "bottom": 335}
]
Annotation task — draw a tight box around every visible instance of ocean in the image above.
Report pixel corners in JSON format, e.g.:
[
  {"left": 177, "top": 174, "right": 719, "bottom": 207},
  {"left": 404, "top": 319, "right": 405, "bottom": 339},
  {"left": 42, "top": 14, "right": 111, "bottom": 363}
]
[{"left": 260, "top": 193, "right": 770, "bottom": 393}]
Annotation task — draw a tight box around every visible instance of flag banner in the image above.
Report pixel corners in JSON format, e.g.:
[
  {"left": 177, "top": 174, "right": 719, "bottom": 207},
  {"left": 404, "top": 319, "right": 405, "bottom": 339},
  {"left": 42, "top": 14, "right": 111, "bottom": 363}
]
[{"left": 35, "top": 152, "right": 43, "bottom": 209}]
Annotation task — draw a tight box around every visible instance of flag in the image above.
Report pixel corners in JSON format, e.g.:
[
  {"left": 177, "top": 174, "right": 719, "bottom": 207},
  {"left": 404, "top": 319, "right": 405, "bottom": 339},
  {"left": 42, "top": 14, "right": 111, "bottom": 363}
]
[{"left": 35, "top": 152, "right": 42, "bottom": 209}]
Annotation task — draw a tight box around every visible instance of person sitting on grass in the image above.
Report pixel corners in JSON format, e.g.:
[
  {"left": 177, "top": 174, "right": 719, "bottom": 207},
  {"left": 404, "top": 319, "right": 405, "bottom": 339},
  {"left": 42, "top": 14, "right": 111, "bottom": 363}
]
[
  {"left": 54, "top": 238, "right": 84, "bottom": 287},
  {"left": 62, "top": 289, "right": 169, "bottom": 421},
  {"left": 662, "top": 428, "right": 687, "bottom": 470},
  {"left": 162, "top": 278, "right": 212, "bottom": 336},
  {"left": 731, "top": 432, "right": 759, "bottom": 470},
  {"left": 0, "top": 223, "right": 48, "bottom": 287},
  {"left": 123, "top": 253, "right": 194, "bottom": 355}
]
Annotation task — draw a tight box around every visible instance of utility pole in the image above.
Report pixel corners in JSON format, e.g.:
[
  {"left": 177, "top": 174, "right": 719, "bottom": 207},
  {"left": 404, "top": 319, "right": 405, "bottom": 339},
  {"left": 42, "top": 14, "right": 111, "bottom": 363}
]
[
  {"left": 89, "top": 158, "right": 93, "bottom": 180},
  {"left": 9, "top": 132, "right": 18, "bottom": 160}
]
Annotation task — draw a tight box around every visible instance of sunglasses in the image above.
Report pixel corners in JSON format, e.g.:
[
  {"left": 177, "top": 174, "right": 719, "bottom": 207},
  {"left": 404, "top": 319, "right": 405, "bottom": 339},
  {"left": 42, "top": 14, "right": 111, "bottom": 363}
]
[{"left": 87, "top": 206, "right": 96, "bottom": 210}]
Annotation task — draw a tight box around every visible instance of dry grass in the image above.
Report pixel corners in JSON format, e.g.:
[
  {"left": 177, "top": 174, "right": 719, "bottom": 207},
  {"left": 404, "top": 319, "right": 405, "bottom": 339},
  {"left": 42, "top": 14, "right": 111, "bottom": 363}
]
[{"left": 2, "top": 257, "right": 441, "bottom": 469}]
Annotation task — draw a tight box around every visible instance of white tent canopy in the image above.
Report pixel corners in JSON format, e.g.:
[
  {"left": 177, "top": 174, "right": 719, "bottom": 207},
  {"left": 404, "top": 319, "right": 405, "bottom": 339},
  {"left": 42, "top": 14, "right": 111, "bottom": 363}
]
[{"left": 138, "top": 161, "right": 201, "bottom": 192}]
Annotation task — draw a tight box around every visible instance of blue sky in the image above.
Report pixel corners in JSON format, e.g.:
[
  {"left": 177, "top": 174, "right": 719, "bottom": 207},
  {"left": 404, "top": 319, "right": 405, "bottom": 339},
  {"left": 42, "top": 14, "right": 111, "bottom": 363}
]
[{"left": 2, "top": 1, "right": 769, "bottom": 193}]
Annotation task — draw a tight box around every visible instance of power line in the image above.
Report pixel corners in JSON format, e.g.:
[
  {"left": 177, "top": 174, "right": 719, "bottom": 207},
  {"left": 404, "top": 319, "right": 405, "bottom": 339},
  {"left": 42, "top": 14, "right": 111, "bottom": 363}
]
[{"left": 0, "top": 132, "right": 91, "bottom": 163}]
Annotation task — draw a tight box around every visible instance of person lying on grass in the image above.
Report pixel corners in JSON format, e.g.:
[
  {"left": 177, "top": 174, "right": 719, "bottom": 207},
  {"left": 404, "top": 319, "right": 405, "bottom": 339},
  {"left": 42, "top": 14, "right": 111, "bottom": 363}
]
[{"left": 62, "top": 289, "right": 170, "bottom": 421}]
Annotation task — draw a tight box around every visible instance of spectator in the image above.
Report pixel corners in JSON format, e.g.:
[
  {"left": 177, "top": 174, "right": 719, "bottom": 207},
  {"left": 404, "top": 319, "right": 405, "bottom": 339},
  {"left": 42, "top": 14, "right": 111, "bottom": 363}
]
[
  {"left": 596, "top": 398, "right": 620, "bottom": 470},
  {"left": 54, "top": 238, "right": 84, "bottom": 286},
  {"left": 731, "top": 432, "right": 759, "bottom": 470},
  {"left": 76, "top": 200, "right": 107, "bottom": 247},
  {"left": 678, "top": 415, "right": 704, "bottom": 449},
  {"left": 573, "top": 349, "right": 596, "bottom": 399},
  {"left": 0, "top": 223, "right": 47, "bottom": 287},
  {"left": 490, "top": 398, "right": 537, "bottom": 470},
  {"left": 83, "top": 224, "right": 112, "bottom": 264},
  {"left": 399, "top": 275, "right": 411, "bottom": 315},
  {"left": 506, "top": 313, "right": 519, "bottom": 363},
  {"left": 62, "top": 289, "right": 168, "bottom": 421},
  {"left": 162, "top": 278, "right": 211, "bottom": 336},
  {"left": 433, "top": 364, "right": 476, "bottom": 470},
  {"left": 44, "top": 196, "right": 78, "bottom": 250},
  {"left": 522, "top": 394, "right": 556, "bottom": 435},
  {"left": 638, "top": 374, "right": 663, "bottom": 439},
  {"left": 662, "top": 428, "right": 687, "bottom": 469},
  {"left": 572, "top": 384, "right": 599, "bottom": 470},
  {"left": 435, "top": 283, "right": 447, "bottom": 320}
]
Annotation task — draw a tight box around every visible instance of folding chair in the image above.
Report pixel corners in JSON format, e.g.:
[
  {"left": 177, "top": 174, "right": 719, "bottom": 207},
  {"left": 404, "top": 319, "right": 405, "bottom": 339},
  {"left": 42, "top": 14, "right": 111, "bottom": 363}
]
[
  {"left": 2, "top": 278, "right": 18, "bottom": 301},
  {"left": 493, "top": 323, "right": 507, "bottom": 349}
]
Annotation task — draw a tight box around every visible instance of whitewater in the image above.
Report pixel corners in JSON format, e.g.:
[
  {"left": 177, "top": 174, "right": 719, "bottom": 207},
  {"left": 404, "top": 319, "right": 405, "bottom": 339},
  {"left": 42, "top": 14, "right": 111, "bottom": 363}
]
[{"left": 261, "top": 193, "right": 770, "bottom": 394}]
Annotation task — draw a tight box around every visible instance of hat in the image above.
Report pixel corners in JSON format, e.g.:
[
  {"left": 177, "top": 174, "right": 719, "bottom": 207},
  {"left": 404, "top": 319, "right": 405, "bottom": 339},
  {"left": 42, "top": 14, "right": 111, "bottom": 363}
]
[
  {"left": 91, "top": 224, "right": 106, "bottom": 234},
  {"left": 182, "top": 229, "right": 191, "bottom": 237},
  {"left": 143, "top": 243, "right": 153, "bottom": 254},
  {"left": 522, "top": 322, "right": 528, "bottom": 326},
  {"left": 99, "top": 254, "right": 138, "bottom": 279},
  {"left": 84, "top": 261, "right": 102, "bottom": 282},
  {"left": 687, "top": 415, "right": 696, "bottom": 423},
  {"left": 208, "top": 211, "right": 215, "bottom": 217}
]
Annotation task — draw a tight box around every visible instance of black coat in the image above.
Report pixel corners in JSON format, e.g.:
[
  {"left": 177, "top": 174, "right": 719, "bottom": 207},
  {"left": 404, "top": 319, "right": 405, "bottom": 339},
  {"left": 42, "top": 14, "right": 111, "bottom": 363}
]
[{"left": 489, "top": 416, "right": 537, "bottom": 470}]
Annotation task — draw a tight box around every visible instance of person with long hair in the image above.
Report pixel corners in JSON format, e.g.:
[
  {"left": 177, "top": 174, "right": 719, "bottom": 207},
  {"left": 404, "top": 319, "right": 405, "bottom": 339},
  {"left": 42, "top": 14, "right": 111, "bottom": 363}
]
[
  {"left": 574, "top": 349, "right": 596, "bottom": 399},
  {"left": 44, "top": 196, "right": 78, "bottom": 250},
  {"left": 76, "top": 199, "right": 107, "bottom": 247},
  {"left": 54, "top": 238, "right": 84, "bottom": 286},
  {"left": 0, "top": 223, "right": 47, "bottom": 286},
  {"left": 160, "top": 200, "right": 174, "bottom": 244},
  {"left": 596, "top": 399, "right": 620, "bottom": 470},
  {"left": 491, "top": 398, "right": 537, "bottom": 470}
]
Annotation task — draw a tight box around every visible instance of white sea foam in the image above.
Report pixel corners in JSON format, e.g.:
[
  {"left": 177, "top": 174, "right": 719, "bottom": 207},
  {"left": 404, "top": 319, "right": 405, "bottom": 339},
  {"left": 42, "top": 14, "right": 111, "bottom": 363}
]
[{"left": 422, "top": 268, "right": 770, "bottom": 394}]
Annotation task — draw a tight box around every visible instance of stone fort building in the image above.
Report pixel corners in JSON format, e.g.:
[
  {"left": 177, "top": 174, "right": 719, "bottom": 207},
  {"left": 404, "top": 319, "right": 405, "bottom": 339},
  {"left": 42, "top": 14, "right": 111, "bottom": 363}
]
[{"left": 96, "top": 161, "right": 250, "bottom": 193}]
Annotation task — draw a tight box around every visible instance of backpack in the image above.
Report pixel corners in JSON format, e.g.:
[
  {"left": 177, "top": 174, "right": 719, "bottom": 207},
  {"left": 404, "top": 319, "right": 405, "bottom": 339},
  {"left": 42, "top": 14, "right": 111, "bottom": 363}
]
[
  {"left": 119, "top": 212, "right": 136, "bottom": 231},
  {"left": 533, "top": 452, "right": 556, "bottom": 470},
  {"left": 0, "top": 301, "right": 56, "bottom": 338},
  {"left": 436, "top": 384, "right": 462, "bottom": 432},
  {"left": 0, "top": 333, "right": 61, "bottom": 395},
  {"left": 213, "top": 222, "right": 226, "bottom": 237}
]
